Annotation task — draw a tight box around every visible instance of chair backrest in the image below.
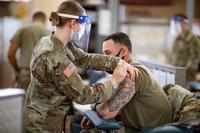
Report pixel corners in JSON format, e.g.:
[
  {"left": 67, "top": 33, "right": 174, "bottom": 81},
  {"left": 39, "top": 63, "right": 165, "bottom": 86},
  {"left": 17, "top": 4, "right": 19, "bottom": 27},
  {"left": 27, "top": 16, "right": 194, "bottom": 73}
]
[
  {"left": 84, "top": 110, "right": 121, "bottom": 131},
  {"left": 137, "top": 58, "right": 186, "bottom": 87},
  {"left": 0, "top": 88, "right": 25, "bottom": 133}
]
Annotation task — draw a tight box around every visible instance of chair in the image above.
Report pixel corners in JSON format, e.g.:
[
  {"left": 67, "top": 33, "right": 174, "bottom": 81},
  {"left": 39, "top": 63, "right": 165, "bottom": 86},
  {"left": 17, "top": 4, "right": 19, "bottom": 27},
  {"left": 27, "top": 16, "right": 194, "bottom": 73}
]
[{"left": 84, "top": 110, "right": 121, "bottom": 133}]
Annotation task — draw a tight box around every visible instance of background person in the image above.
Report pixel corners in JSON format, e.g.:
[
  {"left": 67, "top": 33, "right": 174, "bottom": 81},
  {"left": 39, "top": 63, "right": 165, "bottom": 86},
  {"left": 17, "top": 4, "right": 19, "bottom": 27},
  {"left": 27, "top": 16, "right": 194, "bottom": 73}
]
[
  {"left": 8, "top": 11, "right": 49, "bottom": 89},
  {"left": 171, "top": 14, "right": 200, "bottom": 82}
]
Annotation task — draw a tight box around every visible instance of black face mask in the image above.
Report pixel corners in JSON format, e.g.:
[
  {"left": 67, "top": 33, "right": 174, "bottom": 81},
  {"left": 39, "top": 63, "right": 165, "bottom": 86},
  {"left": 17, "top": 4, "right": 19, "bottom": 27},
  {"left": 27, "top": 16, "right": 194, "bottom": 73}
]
[
  {"left": 106, "top": 48, "right": 124, "bottom": 74},
  {"left": 115, "top": 48, "right": 124, "bottom": 59}
]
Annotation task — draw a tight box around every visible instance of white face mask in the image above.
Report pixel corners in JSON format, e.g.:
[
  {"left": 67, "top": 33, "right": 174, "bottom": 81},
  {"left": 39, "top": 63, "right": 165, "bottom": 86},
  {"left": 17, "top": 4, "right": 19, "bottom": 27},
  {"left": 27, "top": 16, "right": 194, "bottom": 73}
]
[
  {"left": 78, "top": 23, "right": 86, "bottom": 39},
  {"left": 71, "top": 32, "right": 79, "bottom": 43},
  {"left": 71, "top": 23, "right": 91, "bottom": 51},
  {"left": 70, "top": 23, "right": 85, "bottom": 41}
]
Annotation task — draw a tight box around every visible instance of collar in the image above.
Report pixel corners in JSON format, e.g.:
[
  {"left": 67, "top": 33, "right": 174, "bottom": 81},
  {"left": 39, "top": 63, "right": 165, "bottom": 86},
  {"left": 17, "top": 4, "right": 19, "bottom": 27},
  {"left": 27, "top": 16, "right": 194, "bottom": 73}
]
[
  {"left": 50, "top": 34, "right": 76, "bottom": 61},
  {"left": 179, "top": 31, "right": 193, "bottom": 42},
  {"left": 50, "top": 34, "right": 66, "bottom": 49}
]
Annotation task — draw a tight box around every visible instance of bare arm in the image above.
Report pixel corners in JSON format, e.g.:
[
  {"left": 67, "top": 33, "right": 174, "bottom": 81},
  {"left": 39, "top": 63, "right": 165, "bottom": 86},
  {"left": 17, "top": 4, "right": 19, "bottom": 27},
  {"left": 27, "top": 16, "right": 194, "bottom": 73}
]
[
  {"left": 96, "top": 76, "right": 136, "bottom": 119},
  {"left": 81, "top": 75, "right": 136, "bottom": 129},
  {"left": 8, "top": 42, "right": 20, "bottom": 72}
]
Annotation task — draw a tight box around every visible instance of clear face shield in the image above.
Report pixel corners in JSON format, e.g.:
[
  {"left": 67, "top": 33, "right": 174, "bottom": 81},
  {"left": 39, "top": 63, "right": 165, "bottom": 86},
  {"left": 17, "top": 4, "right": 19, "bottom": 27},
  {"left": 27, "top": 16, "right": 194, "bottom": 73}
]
[
  {"left": 57, "top": 13, "right": 92, "bottom": 51},
  {"left": 170, "top": 16, "right": 189, "bottom": 36}
]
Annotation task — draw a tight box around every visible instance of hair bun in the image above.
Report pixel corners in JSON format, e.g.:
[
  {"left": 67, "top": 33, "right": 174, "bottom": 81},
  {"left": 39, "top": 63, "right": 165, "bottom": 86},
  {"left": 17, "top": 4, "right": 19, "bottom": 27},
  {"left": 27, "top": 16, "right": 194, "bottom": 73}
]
[{"left": 49, "top": 12, "right": 60, "bottom": 26}]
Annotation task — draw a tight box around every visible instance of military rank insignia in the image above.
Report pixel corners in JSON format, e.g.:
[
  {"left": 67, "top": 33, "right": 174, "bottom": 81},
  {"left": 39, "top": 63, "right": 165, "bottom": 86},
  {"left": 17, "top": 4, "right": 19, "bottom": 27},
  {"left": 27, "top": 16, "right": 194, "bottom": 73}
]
[{"left": 63, "top": 62, "right": 76, "bottom": 77}]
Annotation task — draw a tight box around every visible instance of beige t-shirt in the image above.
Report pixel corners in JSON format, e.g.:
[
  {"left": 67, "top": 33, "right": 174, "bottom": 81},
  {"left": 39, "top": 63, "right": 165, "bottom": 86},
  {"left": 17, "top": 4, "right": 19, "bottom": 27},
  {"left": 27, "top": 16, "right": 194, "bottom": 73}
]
[
  {"left": 121, "top": 61, "right": 172, "bottom": 129},
  {"left": 11, "top": 23, "right": 48, "bottom": 68}
]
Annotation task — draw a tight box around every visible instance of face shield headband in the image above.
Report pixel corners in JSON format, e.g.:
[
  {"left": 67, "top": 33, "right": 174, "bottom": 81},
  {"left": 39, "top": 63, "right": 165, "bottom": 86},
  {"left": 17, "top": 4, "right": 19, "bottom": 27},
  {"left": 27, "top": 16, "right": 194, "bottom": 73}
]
[
  {"left": 57, "top": 13, "right": 92, "bottom": 24},
  {"left": 171, "top": 16, "right": 189, "bottom": 23}
]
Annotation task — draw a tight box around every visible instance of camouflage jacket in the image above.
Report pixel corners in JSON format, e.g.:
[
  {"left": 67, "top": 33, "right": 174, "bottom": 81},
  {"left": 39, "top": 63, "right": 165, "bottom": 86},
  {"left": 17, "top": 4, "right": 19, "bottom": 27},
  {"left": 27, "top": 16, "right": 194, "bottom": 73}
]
[
  {"left": 24, "top": 35, "right": 119, "bottom": 133},
  {"left": 163, "top": 84, "right": 200, "bottom": 122},
  {"left": 172, "top": 31, "right": 200, "bottom": 81}
]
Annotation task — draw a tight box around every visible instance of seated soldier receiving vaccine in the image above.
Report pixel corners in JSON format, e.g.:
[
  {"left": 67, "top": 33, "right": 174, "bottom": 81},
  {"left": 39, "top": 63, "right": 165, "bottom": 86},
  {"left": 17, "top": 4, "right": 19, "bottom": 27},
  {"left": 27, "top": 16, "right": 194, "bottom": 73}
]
[{"left": 81, "top": 32, "right": 172, "bottom": 132}]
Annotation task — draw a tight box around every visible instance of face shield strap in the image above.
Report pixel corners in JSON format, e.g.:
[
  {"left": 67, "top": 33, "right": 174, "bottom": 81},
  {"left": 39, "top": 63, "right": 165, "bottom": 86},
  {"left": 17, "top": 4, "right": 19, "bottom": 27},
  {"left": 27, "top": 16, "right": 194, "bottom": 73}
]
[
  {"left": 57, "top": 13, "right": 91, "bottom": 24},
  {"left": 172, "top": 16, "right": 189, "bottom": 23}
]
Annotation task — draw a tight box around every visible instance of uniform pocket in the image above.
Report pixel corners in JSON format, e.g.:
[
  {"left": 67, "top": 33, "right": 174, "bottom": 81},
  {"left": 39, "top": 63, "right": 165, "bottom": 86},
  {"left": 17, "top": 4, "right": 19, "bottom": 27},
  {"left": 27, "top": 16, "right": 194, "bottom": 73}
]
[
  {"left": 24, "top": 106, "right": 46, "bottom": 131},
  {"left": 44, "top": 109, "right": 66, "bottom": 132}
]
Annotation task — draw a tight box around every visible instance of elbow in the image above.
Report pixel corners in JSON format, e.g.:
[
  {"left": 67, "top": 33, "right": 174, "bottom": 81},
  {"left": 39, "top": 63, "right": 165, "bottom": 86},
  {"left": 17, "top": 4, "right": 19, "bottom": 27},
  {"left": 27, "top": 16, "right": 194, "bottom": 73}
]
[
  {"left": 7, "top": 49, "right": 12, "bottom": 60},
  {"left": 74, "top": 95, "right": 89, "bottom": 105},
  {"left": 7, "top": 51, "right": 14, "bottom": 63},
  {"left": 98, "top": 110, "right": 117, "bottom": 120},
  {"left": 75, "top": 100, "right": 88, "bottom": 105},
  {"left": 7, "top": 44, "right": 16, "bottom": 61},
  {"left": 101, "top": 113, "right": 113, "bottom": 120},
  {"left": 74, "top": 97, "right": 85, "bottom": 104}
]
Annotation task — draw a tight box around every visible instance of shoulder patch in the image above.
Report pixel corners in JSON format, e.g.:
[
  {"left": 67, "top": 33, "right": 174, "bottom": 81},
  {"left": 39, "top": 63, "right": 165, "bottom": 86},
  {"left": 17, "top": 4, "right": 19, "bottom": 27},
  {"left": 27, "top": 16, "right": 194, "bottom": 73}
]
[{"left": 63, "top": 62, "right": 76, "bottom": 77}]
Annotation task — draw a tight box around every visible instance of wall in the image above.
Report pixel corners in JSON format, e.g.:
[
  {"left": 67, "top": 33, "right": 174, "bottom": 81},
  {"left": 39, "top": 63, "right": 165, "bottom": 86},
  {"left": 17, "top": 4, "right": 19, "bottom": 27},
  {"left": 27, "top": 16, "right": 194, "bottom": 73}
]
[
  {"left": 31, "top": 0, "right": 62, "bottom": 18},
  {"left": 124, "top": 0, "right": 186, "bottom": 20}
]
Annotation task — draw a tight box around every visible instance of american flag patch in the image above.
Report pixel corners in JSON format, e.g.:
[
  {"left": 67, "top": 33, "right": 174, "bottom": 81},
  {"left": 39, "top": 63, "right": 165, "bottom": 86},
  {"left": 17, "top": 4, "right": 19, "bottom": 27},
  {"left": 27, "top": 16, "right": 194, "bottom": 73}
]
[{"left": 63, "top": 62, "right": 76, "bottom": 77}]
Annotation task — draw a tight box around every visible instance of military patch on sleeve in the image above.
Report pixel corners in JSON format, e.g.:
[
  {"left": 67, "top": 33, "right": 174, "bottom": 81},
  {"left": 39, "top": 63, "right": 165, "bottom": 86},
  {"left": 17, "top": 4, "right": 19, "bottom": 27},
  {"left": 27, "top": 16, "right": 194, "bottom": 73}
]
[{"left": 63, "top": 62, "right": 76, "bottom": 77}]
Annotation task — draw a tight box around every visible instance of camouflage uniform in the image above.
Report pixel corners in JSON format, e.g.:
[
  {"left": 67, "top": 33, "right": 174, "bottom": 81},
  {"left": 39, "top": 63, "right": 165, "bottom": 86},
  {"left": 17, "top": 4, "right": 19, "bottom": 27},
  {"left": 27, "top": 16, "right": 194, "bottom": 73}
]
[
  {"left": 163, "top": 84, "right": 200, "bottom": 122},
  {"left": 10, "top": 24, "right": 48, "bottom": 89},
  {"left": 24, "top": 35, "right": 119, "bottom": 133},
  {"left": 172, "top": 31, "right": 200, "bottom": 81}
]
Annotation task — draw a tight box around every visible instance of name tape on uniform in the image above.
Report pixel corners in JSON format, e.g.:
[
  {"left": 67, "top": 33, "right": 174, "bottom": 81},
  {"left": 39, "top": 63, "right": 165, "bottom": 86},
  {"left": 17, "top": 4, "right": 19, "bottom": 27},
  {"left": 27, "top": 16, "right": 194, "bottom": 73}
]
[{"left": 63, "top": 62, "right": 76, "bottom": 77}]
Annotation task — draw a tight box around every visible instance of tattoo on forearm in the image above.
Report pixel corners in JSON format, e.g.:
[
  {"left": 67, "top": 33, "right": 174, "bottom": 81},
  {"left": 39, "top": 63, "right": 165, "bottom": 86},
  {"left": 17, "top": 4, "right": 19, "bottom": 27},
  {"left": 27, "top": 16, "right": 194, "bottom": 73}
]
[{"left": 108, "top": 77, "right": 136, "bottom": 112}]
